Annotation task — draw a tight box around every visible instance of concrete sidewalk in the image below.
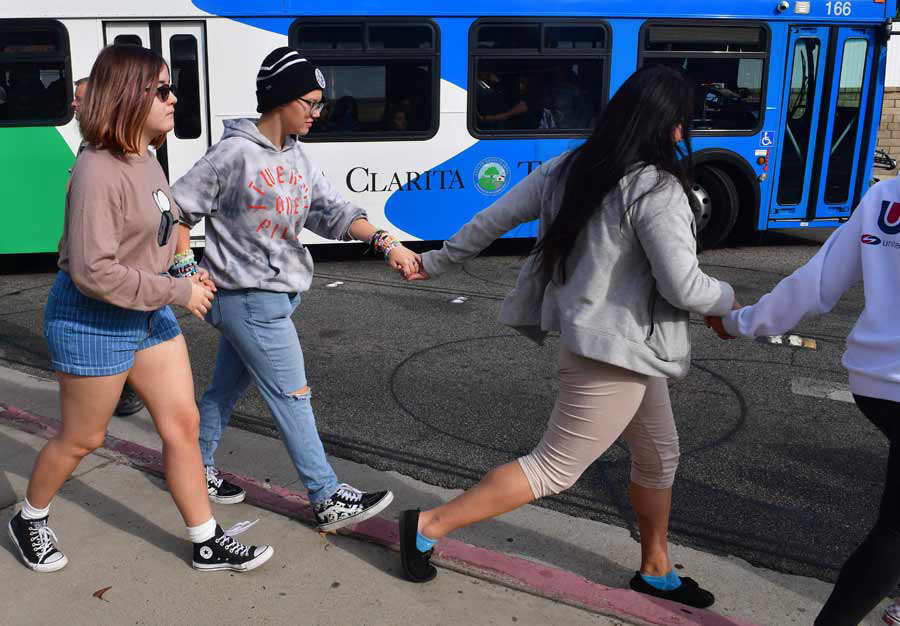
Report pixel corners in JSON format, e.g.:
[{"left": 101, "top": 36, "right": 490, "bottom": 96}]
[
  {"left": 0, "top": 364, "right": 892, "bottom": 626},
  {"left": 1, "top": 421, "right": 619, "bottom": 626}
]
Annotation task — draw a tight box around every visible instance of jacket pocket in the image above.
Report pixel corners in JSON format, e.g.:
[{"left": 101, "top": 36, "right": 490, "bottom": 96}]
[{"left": 645, "top": 291, "right": 690, "bottom": 362}]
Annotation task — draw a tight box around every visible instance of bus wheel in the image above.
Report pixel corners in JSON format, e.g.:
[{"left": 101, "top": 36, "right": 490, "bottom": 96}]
[{"left": 692, "top": 165, "right": 739, "bottom": 249}]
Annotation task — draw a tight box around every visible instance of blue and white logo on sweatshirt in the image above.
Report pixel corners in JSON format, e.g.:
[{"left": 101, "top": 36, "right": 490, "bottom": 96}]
[
  {"left": 878, "top": 201, "right": 900, "bottom": 235},
  {"left": 861, "top": 234, "right": 882, "bottom": 245}
]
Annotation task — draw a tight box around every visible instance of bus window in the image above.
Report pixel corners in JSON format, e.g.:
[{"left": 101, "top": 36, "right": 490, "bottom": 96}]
[
  {"left": 825, "top": 38, "right": 868, "bottom": 205},
  {"left": 289, "top": 19, "right": 438, "bottom": 140},
  {"left": 641, "top": 24, "right": 767, "bottom": 132},
  {"left": 777, "top": 39, "right": 820, "bottom": 206},
  {"left": 471, "top": 21, "right": 609, "bottom": 137},
  {"left": 0, "top": 19, "right": 71, "bottom": 126},
  {"left": 114, "top": 34, "right": 142, "bottom": 47},
  {"left": 170, "top": 34, "right": 201, "bottom": 140}
]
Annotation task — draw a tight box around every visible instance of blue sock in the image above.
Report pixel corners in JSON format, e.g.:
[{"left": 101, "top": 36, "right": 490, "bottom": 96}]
[
  {"left": 415, "top": 531, "right": 436, "bottom": 553},
  {"left": 640, "top": 570, "right": 682, "bottom": 591}
]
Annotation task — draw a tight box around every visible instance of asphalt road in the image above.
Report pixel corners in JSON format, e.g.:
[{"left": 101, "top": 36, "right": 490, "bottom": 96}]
[{"left": 0, "top": 228, "right": 880, "bottom": 584}]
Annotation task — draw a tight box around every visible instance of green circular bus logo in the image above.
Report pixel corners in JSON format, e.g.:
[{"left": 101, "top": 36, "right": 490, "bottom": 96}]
[{"left": 474, "top": 158, "right": 510, "bottom": 195}]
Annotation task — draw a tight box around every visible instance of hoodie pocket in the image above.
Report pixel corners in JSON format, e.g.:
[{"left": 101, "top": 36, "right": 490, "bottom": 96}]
[{"left": 645, "top": 291, "right": 690, "bottom": 362}]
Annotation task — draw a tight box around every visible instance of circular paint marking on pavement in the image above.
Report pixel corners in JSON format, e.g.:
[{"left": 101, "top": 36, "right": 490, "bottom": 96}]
[{"left": 390, "top": 335, "right": 744, "bottom": 463}]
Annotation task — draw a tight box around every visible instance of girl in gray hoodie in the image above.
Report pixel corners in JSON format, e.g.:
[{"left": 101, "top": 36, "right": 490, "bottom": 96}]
[
  {"left": 173, "top": 48, "right": 418, "bottom": 531},
  {"left": 398, "top": 66, "right": 736, "bottom": 609}
]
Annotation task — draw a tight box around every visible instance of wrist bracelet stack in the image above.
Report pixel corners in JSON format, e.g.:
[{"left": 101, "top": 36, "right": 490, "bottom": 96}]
[
  {"left": 369, "top": 229, "right": 402, "bottom": 259},
  {"left": 169, "top": 250, "right": 199, "bottom": 278}
]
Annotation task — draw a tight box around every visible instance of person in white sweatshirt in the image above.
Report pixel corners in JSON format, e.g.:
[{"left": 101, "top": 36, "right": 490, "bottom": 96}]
[{"left": 707, "top": 178, "right": 900, "bottom": 626}]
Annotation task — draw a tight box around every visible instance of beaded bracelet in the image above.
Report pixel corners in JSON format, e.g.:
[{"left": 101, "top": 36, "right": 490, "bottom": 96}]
[
  {"left": 168, "top": 250, "right": 199, "bottom": 278},
  {"left": 368, "top": 229, "right": 401, "bottom": 259},
  {"left": 383, "top": 241, "right": 402, "bottom": 257}
]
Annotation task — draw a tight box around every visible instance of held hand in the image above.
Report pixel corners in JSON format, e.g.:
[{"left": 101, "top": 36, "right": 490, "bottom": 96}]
[
  {"left": 191, "top": 269, "right": 217, "bottom": 292},
  {"left": 387, "top": 245, "right": 419, "bottom": 277},
  {"left": 187, "top": 281, "right": 214, "bottom": 321},
  {"left": 404, "top": 255, "right": 431, "bottom": 281},
  {"left": 705, "top": 315, "right": 735, "bottom": 340}
]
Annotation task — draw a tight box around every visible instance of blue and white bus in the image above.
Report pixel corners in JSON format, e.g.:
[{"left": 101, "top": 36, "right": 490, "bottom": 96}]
[{"left": 0, "top": 0, "right": 896, "bottom": 254}]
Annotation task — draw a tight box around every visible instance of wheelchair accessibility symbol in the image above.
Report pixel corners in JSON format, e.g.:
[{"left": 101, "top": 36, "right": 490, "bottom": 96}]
[{"left": 759, "top": 131, "right": 775, "bottom": 147}]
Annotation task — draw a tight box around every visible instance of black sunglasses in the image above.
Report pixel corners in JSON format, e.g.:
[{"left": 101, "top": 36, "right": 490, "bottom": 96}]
[
  {"left": 153, "top": 190, "right": 174, "bottom": 246},
  {"left": 148, "top": 83, "right": 176, "bottom": 102},
  {"left": 158, "top": 210, "right": 174, "bottom": 247}
]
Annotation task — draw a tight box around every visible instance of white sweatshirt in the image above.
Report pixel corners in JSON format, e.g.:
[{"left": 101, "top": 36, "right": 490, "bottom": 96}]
[{"left": 722, "top": 178, "right": 900, "bottom": 403}]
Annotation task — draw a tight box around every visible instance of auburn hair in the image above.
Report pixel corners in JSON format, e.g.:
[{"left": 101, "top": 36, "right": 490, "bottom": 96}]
[{"left": 79, "top": 45, "right": 169, "bottom": 155}]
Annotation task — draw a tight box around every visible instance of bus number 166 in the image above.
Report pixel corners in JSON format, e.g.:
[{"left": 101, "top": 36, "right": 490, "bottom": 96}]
[{"left": 826, "top": 1, "right": 852, "bottom": 15}]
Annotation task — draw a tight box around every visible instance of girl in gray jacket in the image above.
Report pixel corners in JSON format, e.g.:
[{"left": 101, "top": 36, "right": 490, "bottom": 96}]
[{"left": 398, "top": 66, "right": 736, "bottom": 609}]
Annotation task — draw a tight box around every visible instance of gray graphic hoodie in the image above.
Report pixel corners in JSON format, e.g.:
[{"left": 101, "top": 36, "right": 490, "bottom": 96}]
[{"left": 173, "top": 118, "right": 366, "bottom": 293}]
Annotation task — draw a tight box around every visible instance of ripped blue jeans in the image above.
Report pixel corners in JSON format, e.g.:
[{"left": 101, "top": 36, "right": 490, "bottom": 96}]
[{"left": 197, "top": 288, "right": 339, "bottom": 504}]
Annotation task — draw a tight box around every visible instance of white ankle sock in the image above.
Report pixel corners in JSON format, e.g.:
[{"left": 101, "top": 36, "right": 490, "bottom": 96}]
[
  {"left": 187, "top": 517, "right": 217, "bottom": 544},
  {"left": 21, "top": 497, "right": 49, "bottom": 520}
]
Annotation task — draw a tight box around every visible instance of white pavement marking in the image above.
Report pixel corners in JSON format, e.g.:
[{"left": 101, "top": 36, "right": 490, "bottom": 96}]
[
  {"left": 326, "top": 281, "right": 344, "bottom": 288},
  {"left": 757, "top": 334, "right": 817, "bottom": 350},
  {"left": 450, "top": 296, "right": 468, "bottom": 304},
  {"left": 791, "top": 377, "right": 854, "bottom": 403}
]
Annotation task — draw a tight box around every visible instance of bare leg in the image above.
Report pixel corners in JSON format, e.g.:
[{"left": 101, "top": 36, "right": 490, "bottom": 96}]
[
  {"left": 418, "top": 461, "right": 535, "bottom": 539},
  {"left": 629, "top": 482, "right": 673, "bottom": 576},
  {"left": 128, "top": 335, "right": 211, "bottom": 527},
  {"left": 26, "top": 371, "right": 127, "bottom": 508}
]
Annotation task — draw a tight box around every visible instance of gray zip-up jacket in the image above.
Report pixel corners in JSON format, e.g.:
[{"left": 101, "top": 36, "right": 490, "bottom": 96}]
[
  {"left": 173, "top": 119, "right": 366, "bottom": 293},
  {"left": 422, "top": 155, "right": 735, "bottom": 379}
]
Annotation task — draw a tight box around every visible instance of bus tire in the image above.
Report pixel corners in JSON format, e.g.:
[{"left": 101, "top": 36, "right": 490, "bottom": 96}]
[{"left": 692, "top": 165, "right": 739, "bottom": 249}]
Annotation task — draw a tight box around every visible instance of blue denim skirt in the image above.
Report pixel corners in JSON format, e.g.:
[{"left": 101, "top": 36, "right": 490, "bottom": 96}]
[{"left": 44, "top": 271, "right": 182, "bottom": 376}]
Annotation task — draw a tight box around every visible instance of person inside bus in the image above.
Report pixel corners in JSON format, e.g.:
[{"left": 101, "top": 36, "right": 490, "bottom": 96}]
[
  {"left": 8, "top": 44, "right": 274, "bottom": 575},
  {"left": 706, "top": 178, "right": 900, "bottom": 625},
  {"left": 331, "top": 94, "right": 359, "bottom": 132},
  {"left": 398, "top": 65, "right": 736, "bottom": 610},
  {"left": 385, "top": 107, "right": 408, "bottom": 132},
  {"left": 6, "top": 64, "right": 46, "bottom": 120},
  {"left": 171, "top": 47, "right": 418, "bottom": 531},
  {"left": 43, "top": 70, "right": 68, "bottom": 118},
  {"left": 475, "top": 69, "right": 508, "bottom": 130},
  {"left": 478, "top": 75, "right": 541, "bottom": 130}
]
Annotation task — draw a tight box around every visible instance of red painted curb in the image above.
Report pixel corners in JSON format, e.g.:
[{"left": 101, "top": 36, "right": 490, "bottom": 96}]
[{"left": 0, "top": 402, "right": 758, "bottom": 626}]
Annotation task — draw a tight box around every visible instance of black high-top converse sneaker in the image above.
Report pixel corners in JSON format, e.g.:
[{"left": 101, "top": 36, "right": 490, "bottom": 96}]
[
  {"left": 205, "top": 466, "right": 246, "bottom": 504},
  {"left": 8, "top": 511, "right": 68, "bottom": 572},
  {"left": 314, "top": 483, "right": 393, "bottom": 532},
  {"left": 114, "top": 384, "right": 144, "bottom": 417},
  {"left": 192, "top": 523, "right": 273, "bottom": 572}
]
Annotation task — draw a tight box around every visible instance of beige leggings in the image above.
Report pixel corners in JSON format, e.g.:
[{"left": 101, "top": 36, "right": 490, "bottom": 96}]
[{"left": 518, "top": 347, "right": 680, "bottom": 498}]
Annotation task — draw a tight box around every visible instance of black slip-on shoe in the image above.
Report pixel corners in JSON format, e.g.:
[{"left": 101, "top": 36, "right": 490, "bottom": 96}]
[
  {"left": 399, "top": 509, "right": 436, "bottom": 583},
  {"left": 629, "top": 572, "right": 715, "bottom": 609}
]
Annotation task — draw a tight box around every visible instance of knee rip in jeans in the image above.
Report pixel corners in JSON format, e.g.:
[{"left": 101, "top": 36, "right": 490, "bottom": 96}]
[{"left": 286, "top": 385, "right": 311, "bottom": 399}]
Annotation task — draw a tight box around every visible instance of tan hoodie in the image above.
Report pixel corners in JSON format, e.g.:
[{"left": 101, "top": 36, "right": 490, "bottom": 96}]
[{"left": 58, "top": 145, "right": 191, "bottom": 310}]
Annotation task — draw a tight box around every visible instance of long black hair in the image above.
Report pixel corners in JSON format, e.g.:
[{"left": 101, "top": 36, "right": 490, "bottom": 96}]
[{"left": 533, "top": 64, "right": 695, "bottom": 283}]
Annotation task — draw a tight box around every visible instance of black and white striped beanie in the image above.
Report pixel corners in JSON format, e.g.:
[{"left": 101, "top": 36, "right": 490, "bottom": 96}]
[{"left": 256, "top": 47, "right": 326, "bottom": 113}]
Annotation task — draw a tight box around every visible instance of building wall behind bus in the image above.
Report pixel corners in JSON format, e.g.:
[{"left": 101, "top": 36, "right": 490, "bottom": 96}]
[{"left": 878, "top": 23, "right": 900, "bottom": 173}]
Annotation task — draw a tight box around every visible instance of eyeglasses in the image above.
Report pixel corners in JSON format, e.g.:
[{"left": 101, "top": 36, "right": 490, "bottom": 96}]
[
  {"left": 147, "top": 83, "right": 176, "bottom": 102},
  {"left": 296, "top": 97, "right": 325, "bottom": 115},
  {"left": 152, "top": 190, "right": 174, "bottom": 246}
]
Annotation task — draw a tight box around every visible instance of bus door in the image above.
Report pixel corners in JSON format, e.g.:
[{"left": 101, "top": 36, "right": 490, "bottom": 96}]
[
  {"left": 103, "top": 21, "right": 211, "bottom": 243},
  {"left": 813, "top": 27, "right": 877, "bottom": 218},
  {"left": 770, "top": 26, "right": 878, "bottom": 222}
]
